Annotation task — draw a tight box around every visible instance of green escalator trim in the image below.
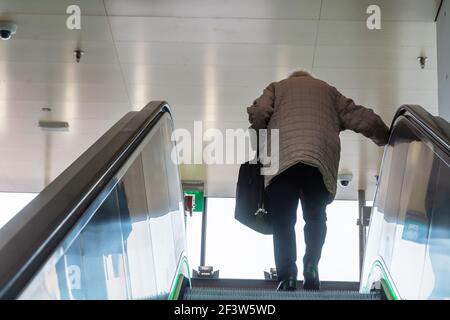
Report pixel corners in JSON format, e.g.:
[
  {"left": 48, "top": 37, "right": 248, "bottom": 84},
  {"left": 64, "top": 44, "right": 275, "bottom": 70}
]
[
  {"left": 363, "top": 259, "right": 398, "bottom": 300},
  {"left": 380, "top": 279, "right": 395, "bottom": 301},
  {"left": 169, "top": 255, "right": 191, "bottom": 300}
]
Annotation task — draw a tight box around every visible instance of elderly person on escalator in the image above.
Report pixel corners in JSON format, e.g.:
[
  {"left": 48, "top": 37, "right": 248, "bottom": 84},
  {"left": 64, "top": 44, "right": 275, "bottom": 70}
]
[{"left": 247, "top": 70, "right": 390, "bottom": 291}]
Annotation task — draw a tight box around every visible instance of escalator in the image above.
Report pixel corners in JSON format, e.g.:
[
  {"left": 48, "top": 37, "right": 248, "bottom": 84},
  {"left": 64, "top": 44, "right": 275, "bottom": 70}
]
[
  {"left": 0, "top": 101, "right": 448, "bottom": 300},
  {"left": 182, "top": 279, "right": 382, "bottom": 300},
  {"left": 0, "top": 101, "right": 188, "bottom": 300},
  {"left": 183, "top": 287, "right": 381, "bottom": 300},
  {"left": 360, "top": 105, "right": 450, "bottom": 300}
]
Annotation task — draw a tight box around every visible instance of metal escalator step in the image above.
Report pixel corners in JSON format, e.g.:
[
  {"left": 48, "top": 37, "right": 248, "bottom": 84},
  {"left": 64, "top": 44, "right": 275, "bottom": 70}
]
[{"left": 184, "top": 288, "right": 381, "bottom": 300}]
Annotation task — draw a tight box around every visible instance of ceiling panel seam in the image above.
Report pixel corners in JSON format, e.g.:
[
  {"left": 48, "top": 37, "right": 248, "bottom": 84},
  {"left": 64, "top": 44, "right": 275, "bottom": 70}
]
[
  {"left": 311, "top": 0, "right": 323, "bottom": 72},
  {"left": 102, "top": 0, "right": 133, "bottom": 111}
]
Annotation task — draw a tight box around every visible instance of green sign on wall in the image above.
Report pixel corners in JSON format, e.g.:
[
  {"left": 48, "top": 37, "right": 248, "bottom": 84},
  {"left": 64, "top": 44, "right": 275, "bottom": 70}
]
[{"left": 184, "top": 190, "right": 204, "bottom": 213}]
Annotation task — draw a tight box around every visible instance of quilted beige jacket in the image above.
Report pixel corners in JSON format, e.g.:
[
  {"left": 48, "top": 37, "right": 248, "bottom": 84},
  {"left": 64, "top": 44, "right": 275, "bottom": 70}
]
[{"left": 247, "top": 71, "right": 389, "bottom": 202}]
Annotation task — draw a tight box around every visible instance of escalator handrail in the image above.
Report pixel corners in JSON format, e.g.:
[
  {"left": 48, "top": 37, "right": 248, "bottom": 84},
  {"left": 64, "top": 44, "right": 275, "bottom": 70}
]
[
  {"left": 0, "top": 101, "right": 172, "bottom": 299},
  {"left": 392, "top": 105, "right": 450, "bottom": 155}
]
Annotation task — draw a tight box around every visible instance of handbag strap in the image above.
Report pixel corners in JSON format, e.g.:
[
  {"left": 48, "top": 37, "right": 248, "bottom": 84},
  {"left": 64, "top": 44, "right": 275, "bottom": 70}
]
[
  {"left": 256, "top": 129, "right": 260, "bottom": 160},
  {"left": 256, "top": 130, "right": 267, "bottom": 213}
]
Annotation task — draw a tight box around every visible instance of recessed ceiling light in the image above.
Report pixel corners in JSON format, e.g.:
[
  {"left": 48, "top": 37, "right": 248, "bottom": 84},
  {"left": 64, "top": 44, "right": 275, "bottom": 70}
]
[{"left": 38, "top": 120, "right": 69, "bottom": 131}]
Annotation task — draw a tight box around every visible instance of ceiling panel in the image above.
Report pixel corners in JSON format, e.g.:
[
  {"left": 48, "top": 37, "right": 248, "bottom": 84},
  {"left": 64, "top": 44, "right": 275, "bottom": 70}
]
[
  {"left": 0, "top": 117, "right": 118, "bottom": 136},
  {"left": 0, "top": 82, "right": 128, "bottom": 103},
  {"left": 0, "top": 0, "right": 441, "bottom": 201},
  {"left": 122, "top": 64, "right": 293, "bottom": 87},
  {"left": 0, "top": 133, "right": 46, "bottom": 151},
  {"left": 0, "top": 0, "right": 106, "bottom": 16},
  {"left": 105, "top": 0, "right": 320, "bottom": 19},
  {"left": 0, "top": 40, "right": 117, "bottom": 64},
  {"left": 116, "top": 42, "right": 315, "bottom": 67},
  {"left": 0, "top": 140, "right": 100, "bottom": 193},
  {"left": 336, "top": 89, "right": 439, "bottom": 115},
  {"left": 5, "top": 15, "right": 111, "bottom": 41},
  {"left": 171, "top": 102, "right": 437, "bottom": 143},
  {"left": 170, "top": 104, "right": 247, "bottom": 122},
  {"left": 313, "top": 68, "right": 437, "bottom": 91},
  {"left": 0, "top": 62, "right": 122, "bottom": 84},
  {"left": 170, "top": 101, "right": 439, "bottom": 126},
  {"left": 318, "top": 20, "right": 436, "bottom": 46},
  {"left": 321, "top": 0, "right": 440, "bottom": 22},
  {"left": 0, "top": 151, "right": 46, "bottom": 192},
  {"left": 314, "top": 45, "right": 437, "bottom": 69},
  {"left": 0, "top": 101, "right": 131, "bottom": 121},
  {"left": 129, "top": 83, "right": 261, "bottom": 109},
  {"left": 109, "top": 17, "right": 318, "bottom": 45},
  {"left": 127, "top": 78, "right": 438, "bottom": 121},
  {"left": 0, "top": 119, "right": 117, "bottom": 192},
  {"left": 0, "top": 129, "right": 47, "bottom": 193}
]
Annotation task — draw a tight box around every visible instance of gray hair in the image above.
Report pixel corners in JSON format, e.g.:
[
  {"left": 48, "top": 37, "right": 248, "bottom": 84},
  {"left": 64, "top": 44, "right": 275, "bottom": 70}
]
[{"left": 287, "top": 68, "right": 312, "bottom": 78}]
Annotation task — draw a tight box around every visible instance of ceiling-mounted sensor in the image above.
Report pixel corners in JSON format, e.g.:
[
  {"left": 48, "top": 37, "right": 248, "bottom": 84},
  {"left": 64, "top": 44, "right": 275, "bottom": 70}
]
[
  {"left": 38, "top": 120, "right": 69, "bottom": 131},
  {"left": 74, "top": 49, "right": 84, "bottom": 63},
  {"left": 0, "top": 21, "right": 17, "bottom": 40},
  {"left": 418, "top": 56, "right": 428, "bottom": 69},
  {"left": 337, "top": 173, "right": 353, "bottom": 187}
]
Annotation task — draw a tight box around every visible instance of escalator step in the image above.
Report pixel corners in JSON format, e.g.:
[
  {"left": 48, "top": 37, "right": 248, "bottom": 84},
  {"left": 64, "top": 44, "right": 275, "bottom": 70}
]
[{"left": 184, "top": 288, "right": 381, "bottom": 300}]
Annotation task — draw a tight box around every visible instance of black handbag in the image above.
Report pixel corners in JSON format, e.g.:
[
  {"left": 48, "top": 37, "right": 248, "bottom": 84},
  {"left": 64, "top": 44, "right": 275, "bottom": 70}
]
[{"left": 234, "top": 135, "right": 272, "bottom": 235}]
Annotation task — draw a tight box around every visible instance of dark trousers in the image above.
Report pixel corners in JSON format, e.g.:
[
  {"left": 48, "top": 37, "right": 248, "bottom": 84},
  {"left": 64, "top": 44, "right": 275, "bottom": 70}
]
[{"left": 267, "top": 162, "right": 329, "bottom": 281}]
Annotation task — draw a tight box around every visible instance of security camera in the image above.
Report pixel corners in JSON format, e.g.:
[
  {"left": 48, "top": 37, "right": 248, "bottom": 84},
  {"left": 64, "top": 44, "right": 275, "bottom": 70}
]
[
  {"left": 0, "top": 21, "right": 17, "bottom": 40},
  {"left": 338, "top": 173, "right": 353, "bottom": 187}
]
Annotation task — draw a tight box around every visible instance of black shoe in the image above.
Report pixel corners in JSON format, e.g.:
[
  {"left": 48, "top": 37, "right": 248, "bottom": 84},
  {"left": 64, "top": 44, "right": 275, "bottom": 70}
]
[
  {"left": 303, "top": 263, "right": 320, "bottom": 290},
  {"left": 276, "top": 276, "right": 297, "bottom": 291}
]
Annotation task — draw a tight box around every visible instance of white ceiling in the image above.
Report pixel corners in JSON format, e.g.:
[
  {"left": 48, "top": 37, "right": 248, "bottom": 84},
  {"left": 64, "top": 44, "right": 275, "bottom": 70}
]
[{"left": 0, "top": 0, "right": 441, "bottom": 201}]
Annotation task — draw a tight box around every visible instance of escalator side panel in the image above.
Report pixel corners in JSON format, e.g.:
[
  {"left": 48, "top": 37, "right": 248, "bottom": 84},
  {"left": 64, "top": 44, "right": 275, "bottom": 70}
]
[
  {"left": 18, "top": 112, "right": 187, "bottom": 300},
  {"left": 0, "top": 101, "right": 189, "bottom": 300},
  {"left": 361, "top": 114, "right": 450, "bottom": 300}
]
